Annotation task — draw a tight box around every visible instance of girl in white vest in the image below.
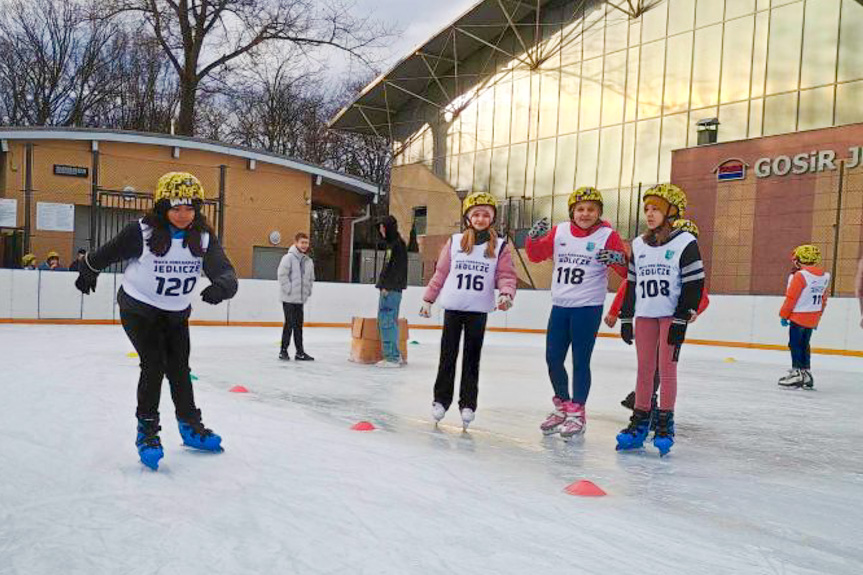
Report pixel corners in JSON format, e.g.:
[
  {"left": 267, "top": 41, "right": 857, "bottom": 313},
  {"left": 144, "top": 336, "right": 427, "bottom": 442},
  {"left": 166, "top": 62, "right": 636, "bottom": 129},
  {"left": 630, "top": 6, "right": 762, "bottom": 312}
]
[
  {"left": 525, "top": 187, "right": 628, "bottom": 439},
  {"left": 616, "top": 184, "right": 705, "bottom": 456},
  {"left": 74, "top": 172, "right": 238, "bottom": 471},
  {"left": 420, "top": 192, "right": 518, "bottom": 429}
]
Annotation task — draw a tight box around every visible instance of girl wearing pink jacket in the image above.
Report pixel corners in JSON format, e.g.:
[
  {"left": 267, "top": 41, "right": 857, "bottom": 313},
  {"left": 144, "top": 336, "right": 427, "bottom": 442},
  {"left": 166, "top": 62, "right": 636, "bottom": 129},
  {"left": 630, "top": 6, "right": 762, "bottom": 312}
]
[{"left": 419, "top": 192, "right": 518, "bottom": 430}]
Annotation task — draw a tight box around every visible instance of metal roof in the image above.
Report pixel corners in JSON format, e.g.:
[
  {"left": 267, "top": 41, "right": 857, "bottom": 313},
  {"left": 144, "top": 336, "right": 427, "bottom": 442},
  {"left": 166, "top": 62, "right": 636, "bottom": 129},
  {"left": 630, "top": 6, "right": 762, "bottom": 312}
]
[
  {"left": 329, "top": 0, "right": 566, "bottom": 138},
  {"left": 0, "top": 126, "right": 379, "bottom": 197}
]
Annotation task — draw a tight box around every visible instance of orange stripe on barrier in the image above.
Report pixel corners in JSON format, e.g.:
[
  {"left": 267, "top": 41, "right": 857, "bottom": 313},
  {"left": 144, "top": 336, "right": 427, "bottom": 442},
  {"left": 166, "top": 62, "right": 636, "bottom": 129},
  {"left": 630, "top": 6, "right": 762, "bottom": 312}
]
[{"left": 2, "top": 318, "right": 861, "bottom": 357}]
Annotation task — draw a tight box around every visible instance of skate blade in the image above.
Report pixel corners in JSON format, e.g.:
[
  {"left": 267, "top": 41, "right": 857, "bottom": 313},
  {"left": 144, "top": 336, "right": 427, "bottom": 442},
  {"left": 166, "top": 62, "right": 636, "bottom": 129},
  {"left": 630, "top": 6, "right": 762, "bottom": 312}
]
[
  {"left": 182, "top": 445, "right": 225, "bottom": 454},
  {"left": 541, "top": 427, "right": 561, "bottom": 436},
  {"left": 561, "top": 432, "right": 585, "bottom": 442}
]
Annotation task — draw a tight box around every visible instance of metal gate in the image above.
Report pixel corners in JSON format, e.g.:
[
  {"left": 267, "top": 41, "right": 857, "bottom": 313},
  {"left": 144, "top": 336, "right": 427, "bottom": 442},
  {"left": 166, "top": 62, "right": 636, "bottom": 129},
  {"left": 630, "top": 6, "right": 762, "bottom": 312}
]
[{"left": 93, "top": 190, "right": 221, "bottom": 271}]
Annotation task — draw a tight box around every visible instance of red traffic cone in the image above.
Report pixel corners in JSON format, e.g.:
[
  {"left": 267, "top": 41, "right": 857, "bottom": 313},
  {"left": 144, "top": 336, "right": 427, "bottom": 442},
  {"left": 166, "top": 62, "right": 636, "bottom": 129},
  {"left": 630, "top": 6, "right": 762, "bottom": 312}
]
[
  {"left": 229, "top": 385, "right": 249, "bottom": 393},
  {"left": 351, "top": 421, "right": 376, "bottom": 431},
  {"left": 564, "top": 480, "right": 607, "bottom": 497}
]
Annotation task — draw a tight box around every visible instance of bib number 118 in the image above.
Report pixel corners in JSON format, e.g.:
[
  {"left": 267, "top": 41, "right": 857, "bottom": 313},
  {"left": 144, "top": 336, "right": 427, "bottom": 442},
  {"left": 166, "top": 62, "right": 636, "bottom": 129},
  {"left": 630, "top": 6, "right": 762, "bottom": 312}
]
[{"left": 556, "top": 267, "right": 585, "bottom": 285}]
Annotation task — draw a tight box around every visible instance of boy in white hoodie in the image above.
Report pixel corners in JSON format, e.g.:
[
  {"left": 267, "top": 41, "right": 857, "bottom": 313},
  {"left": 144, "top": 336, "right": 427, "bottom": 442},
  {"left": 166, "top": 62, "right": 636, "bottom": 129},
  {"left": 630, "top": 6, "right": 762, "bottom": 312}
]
[{"left": 278, "top": 232, "right": 315, "bottom": 361}]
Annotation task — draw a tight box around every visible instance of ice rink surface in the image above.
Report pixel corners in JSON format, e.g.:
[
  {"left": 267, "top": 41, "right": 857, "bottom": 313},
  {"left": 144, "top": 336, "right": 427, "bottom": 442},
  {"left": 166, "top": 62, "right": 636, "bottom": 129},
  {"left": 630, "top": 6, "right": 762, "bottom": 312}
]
[{"left": 1, "top": 324, "right": 861, "bottom": 575}]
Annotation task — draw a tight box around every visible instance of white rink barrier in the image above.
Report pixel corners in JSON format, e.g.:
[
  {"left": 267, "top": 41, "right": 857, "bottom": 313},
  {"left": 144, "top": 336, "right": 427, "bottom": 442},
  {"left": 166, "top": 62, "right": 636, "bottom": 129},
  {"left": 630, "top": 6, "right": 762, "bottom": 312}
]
[{"left": 0, "top": 269, "right": 860, "bottom": 355}]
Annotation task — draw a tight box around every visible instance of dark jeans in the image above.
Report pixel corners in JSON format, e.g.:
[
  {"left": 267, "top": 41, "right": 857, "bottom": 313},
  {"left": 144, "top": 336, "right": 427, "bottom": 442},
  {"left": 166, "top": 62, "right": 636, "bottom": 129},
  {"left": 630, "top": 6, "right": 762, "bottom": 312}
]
[
  {"left": 120, "top": 303, "right": 197, "bottom": 421},
  {"left": 546, "top": 305, "right": 603, "bottom": 404},
  {"left": 789, "top": 322, "right": 813, "bottom": 369},
  {"left": 433, "top": 310, "right": 488, "bottom": 411},
  {"left": 281, "top": 302, "right": 305, "bottom": 353}
]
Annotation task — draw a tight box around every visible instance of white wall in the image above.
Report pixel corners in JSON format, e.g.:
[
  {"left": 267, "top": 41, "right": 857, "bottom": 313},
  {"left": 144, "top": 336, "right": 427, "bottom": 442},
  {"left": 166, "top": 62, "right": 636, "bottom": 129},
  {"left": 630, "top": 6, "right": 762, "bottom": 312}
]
[{"left": 1, "top": 270, "right": 860, "bottom": 353}]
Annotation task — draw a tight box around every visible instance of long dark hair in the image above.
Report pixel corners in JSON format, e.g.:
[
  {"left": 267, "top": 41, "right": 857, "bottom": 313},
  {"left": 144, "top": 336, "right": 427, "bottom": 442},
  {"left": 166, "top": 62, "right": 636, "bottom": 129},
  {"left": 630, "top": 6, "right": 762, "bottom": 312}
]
[{"left": 142, "top": 200, "right": 214, "bottom": 257}]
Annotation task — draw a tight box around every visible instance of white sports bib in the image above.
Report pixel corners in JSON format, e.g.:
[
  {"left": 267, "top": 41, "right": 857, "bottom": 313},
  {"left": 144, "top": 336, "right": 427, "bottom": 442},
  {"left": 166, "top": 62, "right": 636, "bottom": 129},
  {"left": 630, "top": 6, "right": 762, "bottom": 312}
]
[
  {"left": 437, "top": 233, "right": 503, "bottom": 313},
  {"left": 631, "top": 231, "right": 695, "bottom": 318},
  {"left": 121, "top": 221, "right": 210, "bottom": 311},
  {"left": 551, "top": 223, "right": 612, "bottom": 307},
  {"left": 790, "top": 270, "right": 830, "bottom": 313}
]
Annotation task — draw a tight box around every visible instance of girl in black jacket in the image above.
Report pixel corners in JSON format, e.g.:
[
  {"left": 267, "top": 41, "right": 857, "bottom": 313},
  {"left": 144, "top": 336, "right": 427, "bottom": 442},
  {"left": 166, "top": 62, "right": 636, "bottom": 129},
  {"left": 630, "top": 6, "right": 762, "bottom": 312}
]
[{"left": 75, "top": 172, "right": 238, "bottom": 470}]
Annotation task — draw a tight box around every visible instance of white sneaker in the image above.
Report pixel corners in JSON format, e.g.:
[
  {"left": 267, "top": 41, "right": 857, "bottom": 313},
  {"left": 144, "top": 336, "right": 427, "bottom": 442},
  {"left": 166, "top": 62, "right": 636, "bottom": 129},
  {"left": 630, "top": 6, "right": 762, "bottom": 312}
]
[
  {"left": 375, "top": 360, "right": 401, "bottom": 368},
  {"left": 460, "top": 408, "right": 475, "bottom": 429},
  {"left": 431, "top": 402, "right": 446, "bottom": 422}
]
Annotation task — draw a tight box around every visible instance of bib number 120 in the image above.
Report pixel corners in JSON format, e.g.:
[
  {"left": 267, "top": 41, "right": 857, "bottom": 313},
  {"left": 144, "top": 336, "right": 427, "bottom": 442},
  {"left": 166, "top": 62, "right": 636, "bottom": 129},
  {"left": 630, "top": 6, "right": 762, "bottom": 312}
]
[{"left": 156, "top": 276, "right": 197, "bottom": 296}]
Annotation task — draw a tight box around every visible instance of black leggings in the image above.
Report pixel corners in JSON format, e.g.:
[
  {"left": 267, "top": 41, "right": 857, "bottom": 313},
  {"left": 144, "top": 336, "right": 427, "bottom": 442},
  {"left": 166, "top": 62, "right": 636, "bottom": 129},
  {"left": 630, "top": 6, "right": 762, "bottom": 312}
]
[
  {"left": 433, "top": 310, "right": 488, "bottom": 411},
  {"left": 281, "top": 302, "right": 305, "bottom": 353},
  {"left": 120, "top": 303, "right": 197, "bottom": 420}
]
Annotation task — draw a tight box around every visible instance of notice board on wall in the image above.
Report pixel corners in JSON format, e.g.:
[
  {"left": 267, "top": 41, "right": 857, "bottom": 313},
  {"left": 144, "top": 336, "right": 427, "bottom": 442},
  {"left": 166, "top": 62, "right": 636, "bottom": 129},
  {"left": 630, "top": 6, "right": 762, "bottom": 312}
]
[
  {"left": 0, "top": 198, "right": 16, "bottom": 228},
  {"left": 36, "top": 202, "right": 75, "bottom": 232}
]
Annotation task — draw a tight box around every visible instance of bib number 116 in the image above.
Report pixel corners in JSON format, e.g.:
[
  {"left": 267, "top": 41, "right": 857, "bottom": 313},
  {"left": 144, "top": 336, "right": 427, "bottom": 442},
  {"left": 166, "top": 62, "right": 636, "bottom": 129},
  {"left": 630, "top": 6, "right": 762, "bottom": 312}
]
[{"left": 456, "top": 273, "right": 484, "bottom": 291}]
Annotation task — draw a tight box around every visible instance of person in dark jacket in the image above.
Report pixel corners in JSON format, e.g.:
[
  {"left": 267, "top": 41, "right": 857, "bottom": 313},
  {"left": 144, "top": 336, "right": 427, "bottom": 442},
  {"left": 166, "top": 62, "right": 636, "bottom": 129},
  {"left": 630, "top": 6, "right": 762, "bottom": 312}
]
[
  {"left": 74, "top": 172, "right": 238, "bottom": 471},
  {"left": 375, "top": 215, "right": 408, "bottom": 367},
  {"left": 68, "top": 248, "right": 86, "bottom": 272}
]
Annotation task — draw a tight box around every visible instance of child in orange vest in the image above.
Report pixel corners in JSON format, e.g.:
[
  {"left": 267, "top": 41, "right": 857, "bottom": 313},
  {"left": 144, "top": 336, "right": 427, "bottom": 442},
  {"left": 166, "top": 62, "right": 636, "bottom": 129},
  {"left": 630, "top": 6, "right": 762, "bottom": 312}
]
[{"left": 778, "top": 244, "right": 830, "bottom": 389}]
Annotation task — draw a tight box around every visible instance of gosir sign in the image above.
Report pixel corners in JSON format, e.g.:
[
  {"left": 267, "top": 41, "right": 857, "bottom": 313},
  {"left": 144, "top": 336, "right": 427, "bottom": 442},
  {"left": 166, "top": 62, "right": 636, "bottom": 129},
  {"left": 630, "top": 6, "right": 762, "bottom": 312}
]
[{"left": 753, "top": 147, "right": 863, "bottom": 178}]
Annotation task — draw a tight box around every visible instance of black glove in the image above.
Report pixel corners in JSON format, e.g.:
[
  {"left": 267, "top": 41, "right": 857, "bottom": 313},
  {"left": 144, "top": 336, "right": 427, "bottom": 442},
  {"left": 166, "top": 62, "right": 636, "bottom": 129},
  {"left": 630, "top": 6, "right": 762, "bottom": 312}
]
[
  {"left": 200, "top": 284, "right": 226, "bottom": 305},
  {"left": 596, "top": 249, "right": 626, "bottom": 266},
  {"left": 620, "top": 319, "right": 633, "bottom": 345},
  {"left": 527, "top": 217, "right": 551, "bottom": 239},
  {"left": 668, "top": 318, "right": 688, "bottom": 345},
  {"left": 75, "top": 258, "right": 99, "bottom": 295}
]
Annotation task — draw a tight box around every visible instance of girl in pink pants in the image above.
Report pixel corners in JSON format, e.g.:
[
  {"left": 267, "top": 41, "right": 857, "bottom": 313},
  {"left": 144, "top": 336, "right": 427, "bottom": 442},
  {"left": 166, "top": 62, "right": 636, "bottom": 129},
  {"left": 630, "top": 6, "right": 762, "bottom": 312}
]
[{"left": 616, "top": 184, "right": 705, "bottom": 456}]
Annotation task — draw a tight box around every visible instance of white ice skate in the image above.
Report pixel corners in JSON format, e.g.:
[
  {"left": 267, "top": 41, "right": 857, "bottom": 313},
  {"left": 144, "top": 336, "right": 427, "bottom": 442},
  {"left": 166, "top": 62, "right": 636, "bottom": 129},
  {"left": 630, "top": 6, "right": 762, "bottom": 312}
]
[
  {"left": 460, "top": 408, "right": 475, "bottom": 431},
  {"left": 375, "top": 359, "right": 401, "bottom": 369},
  {"left": 540, "top": 397, "right": 566, "bottom": 435},
  {"left": 431, "top": 402, "right": 446, "bottom": 423},
  {"left": 801, "top": 369, "right": 815, "bottom": 390},
  {"left": 778, "top": 369, "right": 805, "bottom": 388},
  {"left": 559, "top": 403, "right": 586, "bottom": 439}
]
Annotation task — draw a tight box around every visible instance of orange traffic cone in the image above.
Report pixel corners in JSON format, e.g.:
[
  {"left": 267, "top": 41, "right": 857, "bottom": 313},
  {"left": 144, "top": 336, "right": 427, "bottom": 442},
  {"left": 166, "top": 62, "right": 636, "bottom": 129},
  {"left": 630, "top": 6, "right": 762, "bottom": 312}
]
[{"left": 564, "top": 480, "right": 607, "bottom": 497}]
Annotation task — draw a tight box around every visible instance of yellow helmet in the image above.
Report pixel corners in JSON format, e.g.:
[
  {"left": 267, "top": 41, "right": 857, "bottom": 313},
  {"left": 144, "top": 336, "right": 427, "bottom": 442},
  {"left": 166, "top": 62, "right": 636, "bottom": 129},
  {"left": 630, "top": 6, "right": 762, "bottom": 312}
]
[
  {"left": 792, "top": 244, "right": 821, "bottom": 265},
  {"left": 21, "top": 253, "right": 36, "bottom": 266},
  {"left": 155, "top": 172, "right": 204, "bottom": 205},
  {"left": 567, "top": 186, "right": 603, "bottom": 213},
  {"left": 462, "top": 191, "right": 497, "bottom": 218},
  {"left": 672, "top": 218, "right": 699, "bottom": 237},
  {"left": 643, "top": 183, "right": 687, "bottom": 218},
  {"left": 46, "top": 251, "right": 60, "bottom": 259}
]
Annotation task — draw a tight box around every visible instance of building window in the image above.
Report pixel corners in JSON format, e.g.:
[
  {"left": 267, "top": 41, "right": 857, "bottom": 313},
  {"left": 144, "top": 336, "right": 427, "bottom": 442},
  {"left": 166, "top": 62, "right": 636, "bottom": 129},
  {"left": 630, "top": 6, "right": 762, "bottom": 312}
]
[{"left": 412, "top": 206, "right": 427, "bottom": 237}]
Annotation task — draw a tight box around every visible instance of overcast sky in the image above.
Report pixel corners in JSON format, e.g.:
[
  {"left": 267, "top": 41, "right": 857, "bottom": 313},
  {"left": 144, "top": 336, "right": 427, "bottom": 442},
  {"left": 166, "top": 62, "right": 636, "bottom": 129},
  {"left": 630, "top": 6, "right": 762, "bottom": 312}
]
[{"left": 330, "top": 0, "right": 478, "bottom": 83}]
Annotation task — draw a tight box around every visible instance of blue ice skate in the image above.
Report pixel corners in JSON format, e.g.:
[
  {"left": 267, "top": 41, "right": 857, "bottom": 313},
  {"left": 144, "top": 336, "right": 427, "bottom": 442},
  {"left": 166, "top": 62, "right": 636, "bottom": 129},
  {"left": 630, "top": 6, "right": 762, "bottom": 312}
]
[
  {"left": 653, "top": 410, "right": 675, "bottom": 457},
  {"left": 616, "top": 409, "right": 651, "bottom": 451},
  {"left": 136, "top": 416, "right": 164, "bottom": 470},
  {"left": 178, "top": 409, "right": 223, "bottom": 452}
]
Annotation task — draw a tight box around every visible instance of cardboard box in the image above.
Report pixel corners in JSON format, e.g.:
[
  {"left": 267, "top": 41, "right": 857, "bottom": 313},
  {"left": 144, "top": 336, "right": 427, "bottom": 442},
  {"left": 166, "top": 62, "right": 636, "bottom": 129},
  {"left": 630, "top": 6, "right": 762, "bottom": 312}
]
[{"left": 349, "top": 316, "right": 409, "bottom": 364}]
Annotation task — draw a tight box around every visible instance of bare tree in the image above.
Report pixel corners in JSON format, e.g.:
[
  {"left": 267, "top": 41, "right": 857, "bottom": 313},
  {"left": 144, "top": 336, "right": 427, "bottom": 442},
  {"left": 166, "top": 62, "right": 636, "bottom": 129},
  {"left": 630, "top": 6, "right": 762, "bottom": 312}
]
[
  {"left": 102, "top": 0, "right": 392, "bottom": 136},
  {"left": 0, "top": 0, "right": 126, "bottom": 126}
]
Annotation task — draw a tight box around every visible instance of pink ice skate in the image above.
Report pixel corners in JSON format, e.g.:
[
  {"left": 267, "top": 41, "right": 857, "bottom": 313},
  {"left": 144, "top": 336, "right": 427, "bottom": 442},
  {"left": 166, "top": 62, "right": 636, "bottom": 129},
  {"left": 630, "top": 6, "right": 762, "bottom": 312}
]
[
  {"left": 540, "top": 397, "right": 567, "bottom": 435},
  {"left": 559, "top": 402, "right": 586, "bottom": 439}
]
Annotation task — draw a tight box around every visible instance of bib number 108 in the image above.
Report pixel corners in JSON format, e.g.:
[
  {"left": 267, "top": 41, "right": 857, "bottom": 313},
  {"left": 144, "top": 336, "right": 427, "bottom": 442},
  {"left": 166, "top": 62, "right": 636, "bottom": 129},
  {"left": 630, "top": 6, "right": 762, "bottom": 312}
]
[
  {"left": 156, "top": 276, "right": 197, "bottom": 296},
  {"left": 638, "top": 279, "right": 670, "bottom": 298}
]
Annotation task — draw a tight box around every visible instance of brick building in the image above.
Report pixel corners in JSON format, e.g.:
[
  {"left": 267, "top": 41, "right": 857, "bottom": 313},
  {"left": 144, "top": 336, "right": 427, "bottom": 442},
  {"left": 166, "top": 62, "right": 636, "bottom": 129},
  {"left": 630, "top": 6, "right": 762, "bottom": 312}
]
[{"left": 0, "top": 128, "right": 378, "bottom": 281}]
